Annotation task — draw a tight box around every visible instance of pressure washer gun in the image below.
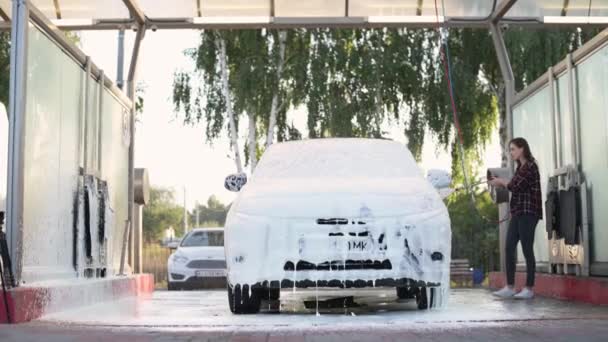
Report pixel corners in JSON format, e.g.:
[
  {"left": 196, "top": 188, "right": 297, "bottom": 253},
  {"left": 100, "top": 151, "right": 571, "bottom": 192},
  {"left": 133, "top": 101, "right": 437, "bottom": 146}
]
[{"left": 486, "top": 168, "right": 511, "bottom": 204}]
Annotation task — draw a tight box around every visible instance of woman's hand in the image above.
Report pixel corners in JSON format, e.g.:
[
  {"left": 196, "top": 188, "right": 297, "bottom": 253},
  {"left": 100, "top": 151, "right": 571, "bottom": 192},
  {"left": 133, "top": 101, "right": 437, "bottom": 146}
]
[{"left": 488, "top": 177, "right": 508, "bottom": 188}]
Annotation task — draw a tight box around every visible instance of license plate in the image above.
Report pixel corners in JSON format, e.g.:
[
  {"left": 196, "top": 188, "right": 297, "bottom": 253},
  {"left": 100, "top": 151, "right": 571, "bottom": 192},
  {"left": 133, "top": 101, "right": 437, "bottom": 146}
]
[
  {"left": 346, "top": 238, "right": 372, "bottom": 252},
  {"left": 299, "top": 236, "right": 374, "bottom": 257},
  {"left": 195, "top": 270, "right": 225, "bottom": 277}
]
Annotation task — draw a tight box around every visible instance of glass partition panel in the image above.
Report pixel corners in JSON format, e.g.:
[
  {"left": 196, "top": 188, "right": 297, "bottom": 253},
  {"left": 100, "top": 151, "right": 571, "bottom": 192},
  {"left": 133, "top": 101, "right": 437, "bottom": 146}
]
[
  {"left": 512, "top": 85, "right": 555, "bottom": 264},
  {"left": 576, "top": 44, "right": 608, "bottom": 262},
  {"left": 22, "top": 23, "right": 84, "bottom": 282}
]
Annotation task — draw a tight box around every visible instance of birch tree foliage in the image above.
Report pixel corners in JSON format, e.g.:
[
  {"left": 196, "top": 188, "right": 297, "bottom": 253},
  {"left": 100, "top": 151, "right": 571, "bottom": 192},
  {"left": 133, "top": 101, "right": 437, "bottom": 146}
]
[{"left": 173, "top": 27, "right": 601, "bottom": 178}]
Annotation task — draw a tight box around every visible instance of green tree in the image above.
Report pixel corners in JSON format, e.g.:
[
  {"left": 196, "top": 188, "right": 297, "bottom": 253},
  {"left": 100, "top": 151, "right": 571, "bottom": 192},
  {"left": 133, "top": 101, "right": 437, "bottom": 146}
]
[
  {"left": 0, "top": 33, "right": 11, "bottom": 108},
  {"left": 142, "top": 187, "right": 185, "bottom": 242},
  {"left": 190, "top": 195, "right": 230, "bottom": 228},
  {"left": 173, "top": 29, "right": 309, "bottom": 173},
  {"left": 447, "top": 190, "right": 499, "bottom": 273}
]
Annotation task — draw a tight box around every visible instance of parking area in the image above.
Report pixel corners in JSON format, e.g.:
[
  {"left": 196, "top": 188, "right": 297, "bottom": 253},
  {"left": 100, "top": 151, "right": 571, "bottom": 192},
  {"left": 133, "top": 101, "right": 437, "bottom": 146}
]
[{"left": 2, "top": 288, "right": 608, "bottom": 341}]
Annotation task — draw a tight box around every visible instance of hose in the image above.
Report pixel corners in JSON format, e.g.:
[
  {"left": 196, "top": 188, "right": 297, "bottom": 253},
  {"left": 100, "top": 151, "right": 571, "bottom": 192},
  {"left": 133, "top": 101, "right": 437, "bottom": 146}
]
[{"left": 433, "top": 0, "right": 510, "bottom": 226}]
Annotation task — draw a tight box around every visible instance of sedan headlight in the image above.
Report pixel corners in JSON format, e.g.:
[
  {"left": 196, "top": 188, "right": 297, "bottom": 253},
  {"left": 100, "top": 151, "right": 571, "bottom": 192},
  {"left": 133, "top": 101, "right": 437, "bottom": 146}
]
[{"left": 171, "top": 254, "right": 189, "bottom": 264}]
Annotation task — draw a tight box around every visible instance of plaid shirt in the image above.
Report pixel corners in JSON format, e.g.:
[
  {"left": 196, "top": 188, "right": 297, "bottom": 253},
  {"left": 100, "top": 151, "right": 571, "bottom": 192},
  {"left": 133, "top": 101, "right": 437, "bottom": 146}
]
[{"left": 507, "top": 161, "right": 543, "bottom": 219}]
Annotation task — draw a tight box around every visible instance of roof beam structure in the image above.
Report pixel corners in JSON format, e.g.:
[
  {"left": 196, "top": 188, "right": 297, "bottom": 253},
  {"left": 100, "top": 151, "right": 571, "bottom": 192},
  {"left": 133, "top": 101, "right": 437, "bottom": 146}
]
[
  {"left": 0, "top": 4, "right": 10, "bottom": 21},
  {"left": 416, "top": 0, "right": 424, "bottom": 17},
  {"left": 52, "top": 0, "right": 62, "bottom": 19},
  {"left": 0, "top": 0, "right": 606, "bottom": 31},
  {"left": 122, "top": 0, "right": 146, "bottom": 26},
  {"left": 492, "top": 0, "right": 519, "bottom": 23}
]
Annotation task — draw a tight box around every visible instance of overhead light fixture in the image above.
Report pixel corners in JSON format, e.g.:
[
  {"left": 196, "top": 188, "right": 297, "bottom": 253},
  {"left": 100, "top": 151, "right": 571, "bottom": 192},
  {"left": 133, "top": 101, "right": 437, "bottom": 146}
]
[
  {"left": 543, "top": 16, "right": 608, "bottom": 25},
  {"left": 192, "top": 16, "right": 271, "bottom": 25},
  {"left": 51, "top": 19, "right": 98, "bottom": 27},
  {"left": 368, "top": 15, "right": 444, "bottom": 24}
]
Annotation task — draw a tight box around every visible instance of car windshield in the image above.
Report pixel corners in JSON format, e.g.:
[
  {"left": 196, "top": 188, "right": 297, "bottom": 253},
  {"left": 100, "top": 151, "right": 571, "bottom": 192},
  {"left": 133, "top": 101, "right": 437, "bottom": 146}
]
[
  {"left": 180, "top": 231, "right": 224, "bottom": 247},
  {"left": 253, "top": 139, "right": 421, "bottom": 179}
]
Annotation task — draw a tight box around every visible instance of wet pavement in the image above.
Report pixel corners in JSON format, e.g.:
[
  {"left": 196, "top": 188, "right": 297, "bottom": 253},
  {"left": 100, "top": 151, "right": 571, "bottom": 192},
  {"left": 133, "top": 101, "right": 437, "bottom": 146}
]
[{"left": 1, "top": 288, "right": 608, "bottom": 341}]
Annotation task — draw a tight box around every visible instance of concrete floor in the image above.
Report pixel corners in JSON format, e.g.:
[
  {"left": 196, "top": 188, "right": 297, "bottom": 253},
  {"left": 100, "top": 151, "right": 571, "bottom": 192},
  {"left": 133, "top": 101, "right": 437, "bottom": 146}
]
[{"left": 1, "top": 288, "right": 608, "bottom": 341}]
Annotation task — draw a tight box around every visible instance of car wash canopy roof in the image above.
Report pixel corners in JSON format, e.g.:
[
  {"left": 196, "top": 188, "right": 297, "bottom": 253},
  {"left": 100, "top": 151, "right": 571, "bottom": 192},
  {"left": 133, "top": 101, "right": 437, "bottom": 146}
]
[{"left": 0, "top": 0, "right": 607, "bottom": 30}]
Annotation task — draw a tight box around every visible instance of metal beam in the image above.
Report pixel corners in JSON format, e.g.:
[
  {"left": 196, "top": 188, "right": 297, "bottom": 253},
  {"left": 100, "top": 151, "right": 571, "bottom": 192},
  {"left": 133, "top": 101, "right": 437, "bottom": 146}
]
[
  {"left": 0, "top": 4, "right": 10, "bottom": 21},
  {"left": 561, "top": 0, "right": 570, "bottom": 17},
  {"left": 122, "top": 0, "right": 146, "bottom": 26},
  {"left": 548, "top": 67, "right": 560, "bottom": 170},
  {"left": 116, "top": 29, "right": 125, "bottom": 89},
  {"left": 127, "top": 28, "right": 144, "bottom": 90},
  {"left": 124, "top": 25, "right": 145, "bottom": 275},
  {"left": 52, "top": 0, "right": 61, "bottom": 19},
  {"left": 492, "top": 0, "right": 519, "bottom": 22},
  {"left": 490, "top": 23, "right": 515, "bottom": 147},
  {"left": 7, "top": 0, "right": 29, "bottom": 286},
  {"left": 566, "top": 53, "right": 581, "bottom": 168},
  {"left": 416, "top": 0, "right": 424, "bottom": 16},
  {"left": 0, "top": 15, "right": 605, "bottom": 32},
  {"left": 270, "top": 0, "right": 275, "bottom": 17},
  {"left": 490, "top": 22, "right": 515, "bottom": 275},
  {"left": 96, "top": 69, "right": 104, "bottom": 173}
]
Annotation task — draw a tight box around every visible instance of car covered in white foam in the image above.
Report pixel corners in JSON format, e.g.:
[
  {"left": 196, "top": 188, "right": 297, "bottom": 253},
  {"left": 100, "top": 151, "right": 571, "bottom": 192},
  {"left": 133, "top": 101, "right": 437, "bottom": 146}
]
[{"left": 223, "top": 138, "right": 451, "bottom": 313}]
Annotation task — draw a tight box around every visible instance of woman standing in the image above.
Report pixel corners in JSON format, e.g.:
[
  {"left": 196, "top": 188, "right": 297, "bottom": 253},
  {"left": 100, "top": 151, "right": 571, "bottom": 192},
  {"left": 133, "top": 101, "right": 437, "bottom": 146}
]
[{"left": 489, "top": 138, "right": 543, "bottom": 299}]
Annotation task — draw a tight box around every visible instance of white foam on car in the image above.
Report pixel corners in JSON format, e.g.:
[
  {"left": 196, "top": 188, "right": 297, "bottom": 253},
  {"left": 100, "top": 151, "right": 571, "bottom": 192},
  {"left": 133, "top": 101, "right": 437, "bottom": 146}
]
[{"left": 224, "top": 139, "right": 452, "bottom": 309}]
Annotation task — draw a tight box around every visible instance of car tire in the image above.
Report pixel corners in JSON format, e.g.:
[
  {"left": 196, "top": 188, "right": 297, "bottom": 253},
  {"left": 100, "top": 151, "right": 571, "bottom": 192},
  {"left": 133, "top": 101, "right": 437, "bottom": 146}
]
[
  {"left": 168, "top": 281, "right": 180, "bottom": 291},
  {"left": 416, "top": 287, "right": 435, "bottom": 310},
  {"left": 261, "top": 288, "right": 280, "bottom": 301},
  {"left": 396, "top": 286, "right": 416, "bottom": 299},
  {"left": 228, "top": 283, "right": 262, "bottom": 314}
]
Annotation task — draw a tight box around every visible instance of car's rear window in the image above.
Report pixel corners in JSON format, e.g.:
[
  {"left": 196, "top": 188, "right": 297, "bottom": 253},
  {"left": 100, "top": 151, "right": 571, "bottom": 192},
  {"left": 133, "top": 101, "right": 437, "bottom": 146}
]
[
  {"left": 181, "top": 231, "right": 224, "bottom": 247},
  {"left": 254, "top": 139, "right": 421, "bottom": 179}
]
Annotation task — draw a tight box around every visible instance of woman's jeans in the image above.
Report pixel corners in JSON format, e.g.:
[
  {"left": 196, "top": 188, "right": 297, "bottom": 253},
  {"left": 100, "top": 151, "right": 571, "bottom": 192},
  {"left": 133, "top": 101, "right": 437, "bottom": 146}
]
[{"left": 506, "top": 214, "right": 539, "bottom": 288}]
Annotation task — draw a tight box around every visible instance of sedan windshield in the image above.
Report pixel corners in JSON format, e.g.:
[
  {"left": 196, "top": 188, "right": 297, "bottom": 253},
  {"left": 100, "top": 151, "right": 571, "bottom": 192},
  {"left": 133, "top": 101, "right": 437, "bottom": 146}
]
[
  {"left": 254, "top": 139, "right": 421, "bottom": 180},
  {"left": 180, "top": 231, "right": 224, "bottom": 247}
]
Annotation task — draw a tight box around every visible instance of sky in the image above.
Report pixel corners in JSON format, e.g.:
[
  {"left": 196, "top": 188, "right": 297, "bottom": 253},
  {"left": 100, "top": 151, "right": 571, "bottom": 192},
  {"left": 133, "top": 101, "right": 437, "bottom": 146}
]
[{"left": 72, "top": 29, "right": 502, "bottom": 210}]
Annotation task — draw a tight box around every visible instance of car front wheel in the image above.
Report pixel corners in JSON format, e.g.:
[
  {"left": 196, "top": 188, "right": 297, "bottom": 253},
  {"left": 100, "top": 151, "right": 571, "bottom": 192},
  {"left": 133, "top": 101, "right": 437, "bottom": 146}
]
[
  {"left": 396, "top": 286, "right": 416, "bottom": 299},
  {"left": 227, "top": 284, "right": 262, "bottom": 314},
  {"left": 168, "top": 281, "right": 180, "bottom": 291},
  {"left": 416, "top": 287, "right": 436, "bottom": 310},
  {"left": 261, "top": 288, "right": 280, "bottom": 301}
]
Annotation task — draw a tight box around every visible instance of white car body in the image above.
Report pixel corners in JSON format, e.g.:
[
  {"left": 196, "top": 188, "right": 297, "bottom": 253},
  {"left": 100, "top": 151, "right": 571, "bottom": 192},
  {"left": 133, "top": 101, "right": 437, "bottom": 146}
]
[
  {"left": 224, "top": 139, "right": 451, "bottom": 312},
  {"left": 167, "top": 228, "right": 226, "bottom": 290}
]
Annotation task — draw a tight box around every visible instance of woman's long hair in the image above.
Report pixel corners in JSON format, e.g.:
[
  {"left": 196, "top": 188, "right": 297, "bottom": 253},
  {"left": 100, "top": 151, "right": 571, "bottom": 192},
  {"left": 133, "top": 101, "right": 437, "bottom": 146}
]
[{"left": 510, "top": 137, "right": 535, "bottom": 168}]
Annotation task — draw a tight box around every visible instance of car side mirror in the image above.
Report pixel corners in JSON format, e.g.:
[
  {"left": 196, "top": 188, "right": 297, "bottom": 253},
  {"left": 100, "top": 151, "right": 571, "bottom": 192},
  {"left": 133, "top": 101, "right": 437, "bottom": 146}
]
[
  {"left": 224, "top": 173, "right": 248, "bottom": 192},
  {"left": 427, "top": 169, "right": 452, "bottom": 189},
  {"left": 427, "top": 169, "right": 453, "bottom": 199}
]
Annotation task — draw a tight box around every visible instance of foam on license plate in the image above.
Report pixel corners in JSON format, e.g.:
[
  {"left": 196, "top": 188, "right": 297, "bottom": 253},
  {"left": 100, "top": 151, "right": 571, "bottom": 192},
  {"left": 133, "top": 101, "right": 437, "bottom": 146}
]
[
  {"left": 347, "top": 238, "right": 372, "bottom": 252},
  {"left": 299, "top": 235, "right": 374, "bottom": 258}
]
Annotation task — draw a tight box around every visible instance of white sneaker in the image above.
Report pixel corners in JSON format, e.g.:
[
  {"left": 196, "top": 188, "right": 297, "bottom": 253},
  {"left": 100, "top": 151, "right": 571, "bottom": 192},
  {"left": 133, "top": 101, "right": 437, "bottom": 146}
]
[
  {"left": 514, "top": 288, "right": 534, "bottom": 299},
  {"left": 493, "top": 286, "right": 516, "bottom": 298}
]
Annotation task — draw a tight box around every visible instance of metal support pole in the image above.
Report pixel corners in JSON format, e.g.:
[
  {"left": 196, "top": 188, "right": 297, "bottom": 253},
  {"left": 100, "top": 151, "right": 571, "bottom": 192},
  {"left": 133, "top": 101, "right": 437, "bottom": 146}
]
[
  {"left": 548, "top": 67, "right": 559, "bottom": 170},
  {"left": 117, "top": 29, "right": 125, "bottom": 89},
  {"left": 183, "top": 186, "right": 187, "bottom": 234},
  {"left": 490, "top": 24, "right": 515, "bottom": 155},
  {"left": 122, "top": 26, "right": 145, "bottom": 274},
  {"left": 6, "top": 0, "right": 30, "bottom": 286},
  {"left": 567, "top": 53, "right": 581, "bottom": 168},
  {"left": 83, "top": 58, "right": 91, "bottom": 174},
  {"left": 97, "top": 70, "right": 104, "bottom": 173},
  {"left": 133, "top": 204, "right": 142, "bottom": 273},
  {"left": 195, "top": 205, "right": 199, "bottom": 228},
  {"left": 490, "top": 23, "right": 516, "bottom": 274}
]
